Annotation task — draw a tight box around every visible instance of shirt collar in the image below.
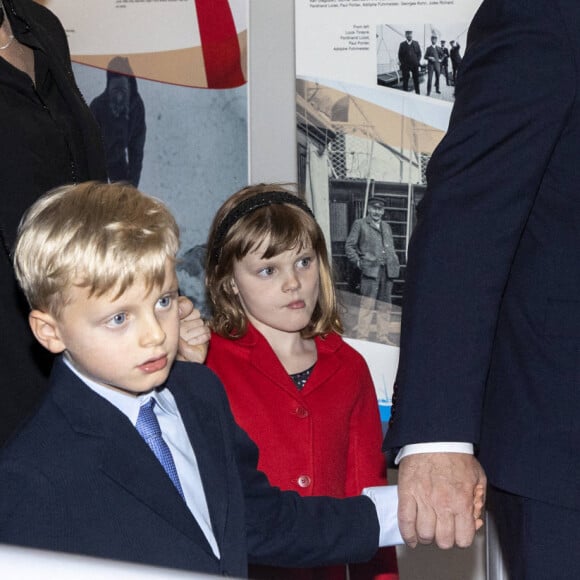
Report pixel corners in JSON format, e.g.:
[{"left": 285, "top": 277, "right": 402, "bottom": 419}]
[{"left": 62, "top": 354, "right": 176, "bottom": 426}]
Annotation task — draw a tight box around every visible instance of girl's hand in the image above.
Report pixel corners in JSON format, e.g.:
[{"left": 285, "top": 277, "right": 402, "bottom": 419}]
[{"left": 177, "top": 296, "right": 210, "bottom": 364}]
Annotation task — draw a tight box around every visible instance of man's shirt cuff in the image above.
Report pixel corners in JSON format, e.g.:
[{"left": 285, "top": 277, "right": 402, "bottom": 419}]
[
  {"left": 361, "top": 485, "right": 404, "bottom": 546},
  {"left": 395, "top": 442, "right": 474, "bottom": 465}
]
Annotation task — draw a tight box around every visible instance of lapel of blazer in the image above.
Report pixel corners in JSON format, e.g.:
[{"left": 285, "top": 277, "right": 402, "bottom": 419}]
[
  {"left": 380, "top": 220, "right": 389, "bottom": 241},
  {"left": 169, "top": 366, "right": 230, "bottom": 555},
  {"left": 243, "top": 324, "right": 344, "bottom": 397},
  {"left": 242, "top": 325, "right": 304, "bottom": 397},
  {"left": 50, "top": 359, "right": 215, "bottom": 557},
  {"left": 306, "top": 333, "right": 344, "bottom": 393}
]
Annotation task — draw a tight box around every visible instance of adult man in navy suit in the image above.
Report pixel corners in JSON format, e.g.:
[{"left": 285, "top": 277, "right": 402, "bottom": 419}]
[{"left": 383, "top": 0, "right": 580, "bottom": 577}]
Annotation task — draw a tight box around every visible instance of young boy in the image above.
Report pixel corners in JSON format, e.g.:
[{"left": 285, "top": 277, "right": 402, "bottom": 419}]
[{"left": 0, "top": 182, "right": 407, "bottom": 577}]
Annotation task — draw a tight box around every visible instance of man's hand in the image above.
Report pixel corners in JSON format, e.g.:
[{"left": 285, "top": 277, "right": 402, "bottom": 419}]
[
  {"left": 397, "top": 452, "right": 486, "bottom": 549},
  {"left": 473, "top": 483, "right": 485, "bottom": 531},
  {"left": 177, "top": 296, "right": 210, "bottom": 364}
]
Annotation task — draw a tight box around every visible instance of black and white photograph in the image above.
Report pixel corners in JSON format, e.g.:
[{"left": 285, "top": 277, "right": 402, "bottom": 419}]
[
  {"left": 376, "top": 23, "right": 468, "bottom": 102},
  {"left": 297, "top": 78, "right": 448, "bottom": 350}
]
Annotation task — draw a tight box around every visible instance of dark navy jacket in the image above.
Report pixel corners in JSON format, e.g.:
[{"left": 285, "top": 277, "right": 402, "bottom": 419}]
[
  {"left": 385, "top": 0, "right": 580, "bottom": 512},
  {"left": 0, "top": 359, "right": 378, "bottom": 577}
]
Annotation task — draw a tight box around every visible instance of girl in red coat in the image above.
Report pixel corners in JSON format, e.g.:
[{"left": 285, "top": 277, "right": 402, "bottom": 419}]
[{"left": 204, "top": 184, "right": 399, "bottom": 580}]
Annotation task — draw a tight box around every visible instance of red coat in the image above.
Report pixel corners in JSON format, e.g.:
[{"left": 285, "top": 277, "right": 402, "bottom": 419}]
[{"left": 206, "top": 324, "right": 398, "bottom": 579}]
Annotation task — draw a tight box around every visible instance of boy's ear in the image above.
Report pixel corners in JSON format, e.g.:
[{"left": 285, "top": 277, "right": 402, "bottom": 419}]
[{"left": 28, "top": 310, "right": 67, "bottom": 354}]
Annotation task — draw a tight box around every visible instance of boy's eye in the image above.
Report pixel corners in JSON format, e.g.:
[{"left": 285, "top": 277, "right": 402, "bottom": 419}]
[
  {"left": 106, "top": 313, "right": 127, "bottom": 328},
  {"left": 157, "top": 294, "right": 173, "bottom": 309}
]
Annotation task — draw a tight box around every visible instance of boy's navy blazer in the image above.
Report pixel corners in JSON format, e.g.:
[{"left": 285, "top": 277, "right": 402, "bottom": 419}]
[{"left": 0, "top": 358, "right": 378, "bottom": 577}]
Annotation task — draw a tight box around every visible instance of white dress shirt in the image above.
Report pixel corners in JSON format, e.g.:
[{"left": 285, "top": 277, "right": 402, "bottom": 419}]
[
  {"left": 361, "top": 485, "right": 404, "bottom": 546},
  {"left": 396, "top": 442, "right": 474, "bottom": 464}
]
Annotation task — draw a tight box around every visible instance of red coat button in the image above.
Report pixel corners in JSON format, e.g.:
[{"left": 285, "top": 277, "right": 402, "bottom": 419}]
[
  {"left": 295, "top": 407, "right": 309, "bottom": 418},
  {"left": 297, "top": 475, "right": 311, "bottom": 488}
]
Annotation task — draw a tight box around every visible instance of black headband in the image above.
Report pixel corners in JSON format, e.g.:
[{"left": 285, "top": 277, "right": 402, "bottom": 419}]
[{"left": 211, "top": 191, "right": 315, "bottom": 262}]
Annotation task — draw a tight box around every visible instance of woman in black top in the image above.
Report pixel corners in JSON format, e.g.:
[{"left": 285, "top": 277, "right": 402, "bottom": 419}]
[{"left": 0, "top": 0, "right": 107, "bottom": 444}]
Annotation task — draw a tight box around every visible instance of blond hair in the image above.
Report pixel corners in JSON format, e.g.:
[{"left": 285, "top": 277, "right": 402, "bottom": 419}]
[
  {"left": 14, "top": 181, "right": 179, "bottom": 317},
  {"left": 206, "top": 183, "right": 343, "bottom": 338}
]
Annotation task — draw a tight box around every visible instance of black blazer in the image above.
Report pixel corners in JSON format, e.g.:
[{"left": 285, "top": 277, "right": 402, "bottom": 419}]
[
  {"left": 424, "top": 45, "right": 441, "bottom": 70},
  {"left": 0, "top": 359, "right": 378, "bottom": 577},
  {"left": 384, "top": 0, "right": 580, "bottom": 511},
  {"left": 398, "top": 40, "right": 421, "bottom": 68}
]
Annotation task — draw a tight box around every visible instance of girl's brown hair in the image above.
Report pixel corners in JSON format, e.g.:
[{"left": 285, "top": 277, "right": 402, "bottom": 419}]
[{"left": 206, "top": 184, "right": 343, "bottom": 338}]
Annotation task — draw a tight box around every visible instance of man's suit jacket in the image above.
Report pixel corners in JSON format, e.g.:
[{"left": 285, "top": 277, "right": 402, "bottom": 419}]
[
  {"left": 345, "top": 216, "right": 400, "bottom": 279},
  {"left": 384, "top": 0, "right": 580, "bottom": 512},
  {"left": 398, "top": 40, "right": 421, "bottom": 69},
  {"left": 424, "top": 45, "right": 441, "bottom": 72},
  {"left": 0, "top": 358, "right": 378, "bottom": 577},
  {"left": 450, "top": 45, "right": 462, "bottom": 66}
]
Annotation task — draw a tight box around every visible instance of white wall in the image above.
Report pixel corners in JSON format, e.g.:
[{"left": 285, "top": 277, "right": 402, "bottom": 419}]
[
  {"left": 248, "top": 2, "right": 486, "bottom": 578},
  {"left": 248, "top": 0, "right": 297, "bottom": 184}
]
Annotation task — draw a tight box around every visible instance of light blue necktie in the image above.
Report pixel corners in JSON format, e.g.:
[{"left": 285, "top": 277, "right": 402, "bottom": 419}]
[{"left": 136, "top": 399, "right": 185, "bottom": 500}]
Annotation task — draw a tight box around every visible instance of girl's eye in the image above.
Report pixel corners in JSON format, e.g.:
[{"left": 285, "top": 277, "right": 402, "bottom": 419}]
[
  {"left": 106, "top": 313, "right": 127, "bottom": 328},
  {"left": 297, "top": 256, "right": 312, "bottom": 269},
  {"left": 257, "top": 266, "right": 275, "bottom": 277},
  {"left": 157, "top": 294, "right": 173, "bottom": 309}
]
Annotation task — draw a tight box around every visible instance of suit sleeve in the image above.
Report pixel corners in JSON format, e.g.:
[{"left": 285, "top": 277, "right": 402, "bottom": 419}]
[
  {"left": 414, "top": 42, "right": 421, "bottom": 61},
  {"left": 0, "top": 460, "right": 66, "bottom": 549},
  {"left": 384, "top": 0, "right": 575, "bottom": 447}
]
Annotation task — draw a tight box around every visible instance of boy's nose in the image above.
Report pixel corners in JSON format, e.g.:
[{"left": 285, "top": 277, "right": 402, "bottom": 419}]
[{"left": 140, "top": 316, "right": 166, "bottom": 347}]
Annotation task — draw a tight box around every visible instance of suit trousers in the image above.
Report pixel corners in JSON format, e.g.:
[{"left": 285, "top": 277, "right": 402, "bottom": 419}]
[
  {"left": 355, "top": 268, "right": 394, "bottom": 342},
  {"left": 401, "top": 64, "right": 420, "bottom": 94},
  {"left": 487, "top": 484, "right": 580, "bottom": 579},
  {"left": 360, "top": 266, "right": 393, "bottom": 303},
  {"left": 427, "top": 63, "right": 440, "bottom": 95}
]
